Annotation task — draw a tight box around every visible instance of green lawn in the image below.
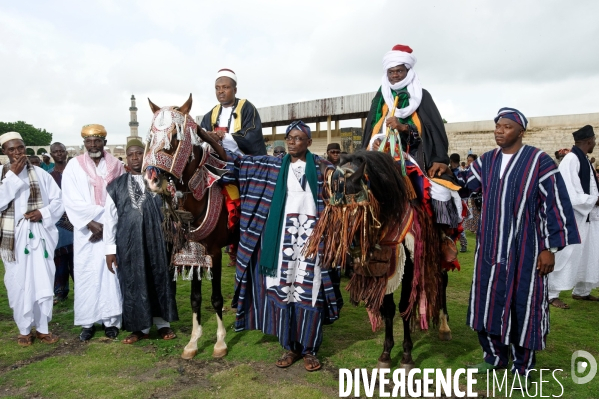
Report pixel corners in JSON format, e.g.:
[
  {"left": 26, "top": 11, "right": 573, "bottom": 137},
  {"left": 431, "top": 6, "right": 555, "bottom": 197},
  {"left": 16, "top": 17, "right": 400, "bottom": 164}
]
[{"left": 0, "top": 232, "right": 597, "bottom": 398}]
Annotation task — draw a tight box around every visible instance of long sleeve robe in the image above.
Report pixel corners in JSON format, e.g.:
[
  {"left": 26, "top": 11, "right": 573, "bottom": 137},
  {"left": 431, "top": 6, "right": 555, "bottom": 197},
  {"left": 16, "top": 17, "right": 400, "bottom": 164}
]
[
  {"left": 103, "top": 173, "right": 178, "bottom": 332},
  {"left": 466, "top": 146, "right": 580, "bottom": 350},
  {"left": 550, "top": 152, "right": 599, "bottom": 291},
  {"left": 361, "top": 88, "right": 450, "bottom": 170},
  {"left": 200, "top": 98, "right": 267, "bottom": 156},
  {"left": 232, "top": 154, "right": 341, "bottom": 354},
  {"left": 61, "top": 158, "right": 123, "bottom": 326},
  {"left": 1, "top": 166, "right": 63, "bottom": 334}
]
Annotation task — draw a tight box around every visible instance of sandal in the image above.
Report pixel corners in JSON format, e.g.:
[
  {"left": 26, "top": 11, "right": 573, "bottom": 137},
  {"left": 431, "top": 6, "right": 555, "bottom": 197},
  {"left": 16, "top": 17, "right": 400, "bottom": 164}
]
[
  {"left": 157, "top": 327, "right": 177, "bottom": 340},
  {"left": 572, "top": 294, "right": 599, "bottom": 301},
  {"left": 122, "top": 331, "right": 149, "bottom": 344},
  {"left": 303, "top": 354, "right": 321, "bottom": 371},
  {"left": 35, "top": 331, "right": 59, "bottom": 344},
  {"left": 549, "top": 298, "right": 570, "bottom": 309},
  {"left": 17, "top": 333, "right": 34, "bottom": 347},
  {"left": 275, "top": 350, "right": 302, "bottom": 368}
]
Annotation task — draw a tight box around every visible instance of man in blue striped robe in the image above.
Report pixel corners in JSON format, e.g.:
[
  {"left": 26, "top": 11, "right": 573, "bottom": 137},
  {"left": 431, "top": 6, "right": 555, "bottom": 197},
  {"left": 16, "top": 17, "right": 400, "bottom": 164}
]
[
  {"left": 231, "top": 121, "right": 341, "bottom": 372},
  {"left": 466, "top": 108, "right": 580, "bottom": 376}
]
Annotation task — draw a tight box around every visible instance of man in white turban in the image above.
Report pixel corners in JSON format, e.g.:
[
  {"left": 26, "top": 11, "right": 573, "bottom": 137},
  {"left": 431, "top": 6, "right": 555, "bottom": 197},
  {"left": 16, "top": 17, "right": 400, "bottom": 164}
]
[
  {"left": 0, "top": 131, "right": 63, "bottom": 346},
  {"left": 361, "top": 44, "right": 451, "bottom": 180}
]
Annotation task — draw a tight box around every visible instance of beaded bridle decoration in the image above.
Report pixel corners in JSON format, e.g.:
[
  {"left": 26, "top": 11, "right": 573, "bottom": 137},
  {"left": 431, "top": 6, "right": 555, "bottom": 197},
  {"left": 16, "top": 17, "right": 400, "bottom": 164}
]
[{"left": 144, "top": 106, "right": 229, "bottom": 279}]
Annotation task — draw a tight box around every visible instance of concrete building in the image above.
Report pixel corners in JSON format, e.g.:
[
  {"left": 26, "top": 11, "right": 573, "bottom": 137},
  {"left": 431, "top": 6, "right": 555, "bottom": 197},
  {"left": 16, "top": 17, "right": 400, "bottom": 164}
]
[{"left": 3, "top": 92, "right": 596, "bottom": 164}]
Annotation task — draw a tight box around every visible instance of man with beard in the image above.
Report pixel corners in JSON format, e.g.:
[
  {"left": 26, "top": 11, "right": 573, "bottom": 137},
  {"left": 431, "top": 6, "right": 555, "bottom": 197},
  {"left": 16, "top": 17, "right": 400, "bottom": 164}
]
[
  {"left": 0, "top": 132, "right": 63, "bottom": 346},
  {"left": 48, "top": 142, "right": 75, "bottom": 303},
  {"left": 104, "top": 139, "right": 178, "bottom": 343},
  {"left": 62, "top": 124, "right": 125, "bottom": 341}
]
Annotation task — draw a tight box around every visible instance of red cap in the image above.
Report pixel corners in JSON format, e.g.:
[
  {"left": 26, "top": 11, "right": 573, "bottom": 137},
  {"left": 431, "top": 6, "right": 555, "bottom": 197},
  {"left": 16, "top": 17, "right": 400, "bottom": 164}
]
[{"left": 391, "top": 44, "right": 413, "bottom": 53}]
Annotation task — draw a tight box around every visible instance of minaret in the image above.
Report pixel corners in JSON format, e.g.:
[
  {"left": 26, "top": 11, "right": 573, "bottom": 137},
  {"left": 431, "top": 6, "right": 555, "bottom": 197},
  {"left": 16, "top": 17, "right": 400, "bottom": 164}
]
[{"left": 127, "top": 94, "right": 139, "bottom": 142}]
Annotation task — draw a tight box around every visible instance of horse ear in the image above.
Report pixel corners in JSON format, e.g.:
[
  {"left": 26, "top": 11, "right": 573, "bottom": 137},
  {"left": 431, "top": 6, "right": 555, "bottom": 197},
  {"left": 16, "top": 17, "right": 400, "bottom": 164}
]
[
  {"left": 179, "top": 93, "right": 193, "bottom": 114},
  {"left": 347, "top": 161, "right": 366, "bottom": 185},
  {"left": 148, "top": 98, "right": 161, "bottom": 114}
]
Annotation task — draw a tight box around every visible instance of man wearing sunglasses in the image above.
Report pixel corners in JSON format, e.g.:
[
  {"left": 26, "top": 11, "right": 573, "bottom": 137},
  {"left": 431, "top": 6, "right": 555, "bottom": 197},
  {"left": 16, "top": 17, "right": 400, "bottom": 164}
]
[
  {"left": 326, "top": 143, "right": 341, "bottom": 166},
  {"left": 272, "top": 145, "right": 286, "bottom": 157}
]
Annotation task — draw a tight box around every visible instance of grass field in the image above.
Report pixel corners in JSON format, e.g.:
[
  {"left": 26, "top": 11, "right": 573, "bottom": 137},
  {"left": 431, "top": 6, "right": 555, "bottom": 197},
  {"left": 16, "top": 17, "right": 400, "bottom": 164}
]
[{"left": 0, "top": 232, "right": 598, "bottom": 398}]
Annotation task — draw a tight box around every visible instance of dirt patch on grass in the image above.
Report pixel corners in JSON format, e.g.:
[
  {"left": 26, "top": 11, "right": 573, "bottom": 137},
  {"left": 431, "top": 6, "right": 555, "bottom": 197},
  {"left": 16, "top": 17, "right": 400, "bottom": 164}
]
[
  {"left": 146, "top": 357, "right": 340, "bottom": 398},
  {"left": 1, "top": 334, "right": 87, "bottom": 374}
]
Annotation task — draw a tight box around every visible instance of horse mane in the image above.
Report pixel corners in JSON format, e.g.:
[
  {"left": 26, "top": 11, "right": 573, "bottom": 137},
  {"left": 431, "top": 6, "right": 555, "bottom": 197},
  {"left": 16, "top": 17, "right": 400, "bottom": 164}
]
[{"left": 341, "top": 150, "right": 409, "bottom": 227}]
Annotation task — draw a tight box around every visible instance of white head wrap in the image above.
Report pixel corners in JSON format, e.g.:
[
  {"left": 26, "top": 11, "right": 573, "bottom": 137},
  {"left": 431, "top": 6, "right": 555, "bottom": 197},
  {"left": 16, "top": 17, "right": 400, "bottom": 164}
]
[
  {"left": 381, "top": 49, "right": 423, "bottom": 120},
  {"left": 216, "top": 68, "right": 237, "bottom": 83},
  {"left": 0, "top": 131, "right": 23, "bottom": 146}
]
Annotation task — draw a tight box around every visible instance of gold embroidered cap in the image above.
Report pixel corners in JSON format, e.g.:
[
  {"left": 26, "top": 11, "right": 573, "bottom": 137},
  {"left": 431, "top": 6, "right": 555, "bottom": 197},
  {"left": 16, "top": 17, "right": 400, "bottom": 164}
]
[{"left": 81, "top": 124, "right": 107, "bottom": 138}]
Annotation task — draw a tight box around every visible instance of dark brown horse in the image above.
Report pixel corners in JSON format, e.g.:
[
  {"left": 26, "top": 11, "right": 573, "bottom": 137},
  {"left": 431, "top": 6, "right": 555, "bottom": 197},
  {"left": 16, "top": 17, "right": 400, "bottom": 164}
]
[
  {"left": 308, "top": 150, "right": 452, "bottom": 369},
  {"left": 143, "top": 95, "right": 237, "bottom": 359}
]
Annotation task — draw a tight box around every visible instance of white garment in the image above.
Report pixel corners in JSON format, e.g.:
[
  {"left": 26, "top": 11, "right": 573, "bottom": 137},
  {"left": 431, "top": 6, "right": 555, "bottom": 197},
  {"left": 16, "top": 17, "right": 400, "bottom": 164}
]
[
  {"left": 141, "top": 317, "right": 170, "bottom": 334},
  {"left": 217, "top": 106, "right": 243, "bottom": 155},
  {"left": 266, "top": 163, "right": 321, "bottom": 307},
  {"left": 290, "top": 160, "right": 306, "bottom": 182},
  {"left": 0, "top": 166, "right": 63, "bottom": 334},
  {"left": 62, "top": 158, "right": 123, "bottom": 327},
  {"left": 549, "top": 152, "right": 599, "bottom": 297},
  {"left": 381, "top": 50, "right": 423, "bottom": 120},
  {"left": 499, "top": 153, "right": 514, "bottom": 178}
]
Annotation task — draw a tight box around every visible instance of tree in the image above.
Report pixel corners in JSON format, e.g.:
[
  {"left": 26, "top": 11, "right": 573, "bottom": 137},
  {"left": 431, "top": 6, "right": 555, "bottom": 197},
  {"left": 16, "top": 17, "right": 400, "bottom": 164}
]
[{"left": 0, "top": 121, "right": 53, "bottom": 146}]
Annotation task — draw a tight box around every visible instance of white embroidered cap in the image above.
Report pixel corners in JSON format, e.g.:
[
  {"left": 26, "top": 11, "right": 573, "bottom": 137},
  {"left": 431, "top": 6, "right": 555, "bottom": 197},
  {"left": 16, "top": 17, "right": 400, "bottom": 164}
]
[{"left": 0, "top": 131, "right": 23, "bottom": 146}]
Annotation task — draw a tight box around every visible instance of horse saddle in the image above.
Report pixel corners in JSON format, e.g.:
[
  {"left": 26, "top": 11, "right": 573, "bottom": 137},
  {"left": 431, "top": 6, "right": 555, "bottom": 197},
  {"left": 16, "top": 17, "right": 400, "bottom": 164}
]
[{"left": 352, "top": 245, "right": 392, "bottom": 277}]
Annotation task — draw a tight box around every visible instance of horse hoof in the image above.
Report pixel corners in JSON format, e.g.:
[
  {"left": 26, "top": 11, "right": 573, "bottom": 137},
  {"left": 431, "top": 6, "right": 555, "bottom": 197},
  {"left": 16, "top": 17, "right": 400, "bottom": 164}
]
[
  {"left": 438, "top": 330, "right": 452, "bottom": 341},
  {"left": 212, "top": 348, "right": 227, "bottom": 358},
  {"left": 181, "top": 349, "right": 197, "bottom": 360},
  {"left": 377, "top": 360, "right": 392, "bottom": 369}
]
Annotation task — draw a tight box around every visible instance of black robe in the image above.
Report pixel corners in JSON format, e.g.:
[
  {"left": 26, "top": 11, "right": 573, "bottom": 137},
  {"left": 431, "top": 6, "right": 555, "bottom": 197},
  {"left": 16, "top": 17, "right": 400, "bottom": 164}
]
[
  {"left": 361, "top": 88, "right": 450, "bottom": 171},
  {"left": 200, "top": 98, "right": 267, "bottom": 156},
  {"left": 106, "top": 174, "right": 178, "bottom": 332}
]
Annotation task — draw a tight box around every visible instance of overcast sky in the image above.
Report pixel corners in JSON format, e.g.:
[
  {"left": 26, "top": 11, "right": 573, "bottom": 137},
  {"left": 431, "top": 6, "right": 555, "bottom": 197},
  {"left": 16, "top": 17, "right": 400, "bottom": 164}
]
[{"left": 1, "top": 0, "right": 598, "bottom": 145}]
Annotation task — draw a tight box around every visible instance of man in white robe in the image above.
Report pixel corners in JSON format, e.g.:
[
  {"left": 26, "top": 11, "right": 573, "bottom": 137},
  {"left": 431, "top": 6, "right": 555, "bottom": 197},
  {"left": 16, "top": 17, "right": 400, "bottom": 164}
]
[
  {"left": 0, "top": 132, "right": 63, "bottom": 346},
  {"left": 549, "top": 125, "right": 599, "bottom": 309},
  {"left": 62, "top": 124, "right": 125, "bottom": 340}
]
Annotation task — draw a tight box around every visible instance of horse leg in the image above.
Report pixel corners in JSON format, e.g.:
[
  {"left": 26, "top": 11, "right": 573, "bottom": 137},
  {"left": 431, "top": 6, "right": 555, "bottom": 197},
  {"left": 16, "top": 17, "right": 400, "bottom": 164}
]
[
  {"left": 398, "top": 257, "right": 415, "bottom": 369},
  {"left": 377, "top": 293, "right": 396, "bottom": 368},
  {"left": 182, "top": 273, "right": 203, "bottom": 359},
  {"left": 211, "top": 252, "right": 227, "bottom": 358},
  {"left": 438, "top": 270, "right": 452, "bottom": 341}
]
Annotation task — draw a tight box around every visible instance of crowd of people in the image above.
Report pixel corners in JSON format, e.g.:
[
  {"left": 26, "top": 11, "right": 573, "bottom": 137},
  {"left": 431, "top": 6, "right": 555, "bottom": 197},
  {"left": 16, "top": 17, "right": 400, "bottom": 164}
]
[{"left": 1, "top": 44, "right": 597, "bottom": 377}]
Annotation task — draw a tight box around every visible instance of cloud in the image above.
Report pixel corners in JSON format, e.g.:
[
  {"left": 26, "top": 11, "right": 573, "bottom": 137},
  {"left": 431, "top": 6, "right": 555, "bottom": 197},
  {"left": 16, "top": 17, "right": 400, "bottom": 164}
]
[{"left": 0, "top": 0, "right": 598, "bottom": 147}]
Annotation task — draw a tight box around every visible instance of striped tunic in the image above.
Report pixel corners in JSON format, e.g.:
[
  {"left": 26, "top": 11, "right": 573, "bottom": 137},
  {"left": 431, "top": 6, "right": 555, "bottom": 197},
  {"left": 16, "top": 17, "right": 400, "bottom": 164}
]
[
  {"left": 466, "top": 146, "right": 579, "bottom": 350},
  {"left": 231, "top": 154, "right": 341, "bottom": 353}
]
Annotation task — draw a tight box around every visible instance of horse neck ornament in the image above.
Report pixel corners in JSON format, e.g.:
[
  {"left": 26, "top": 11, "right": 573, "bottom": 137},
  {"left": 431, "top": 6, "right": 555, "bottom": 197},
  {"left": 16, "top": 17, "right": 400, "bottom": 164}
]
[{"left": 144, "top": 106, "right": 227, "bottom": 202}]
